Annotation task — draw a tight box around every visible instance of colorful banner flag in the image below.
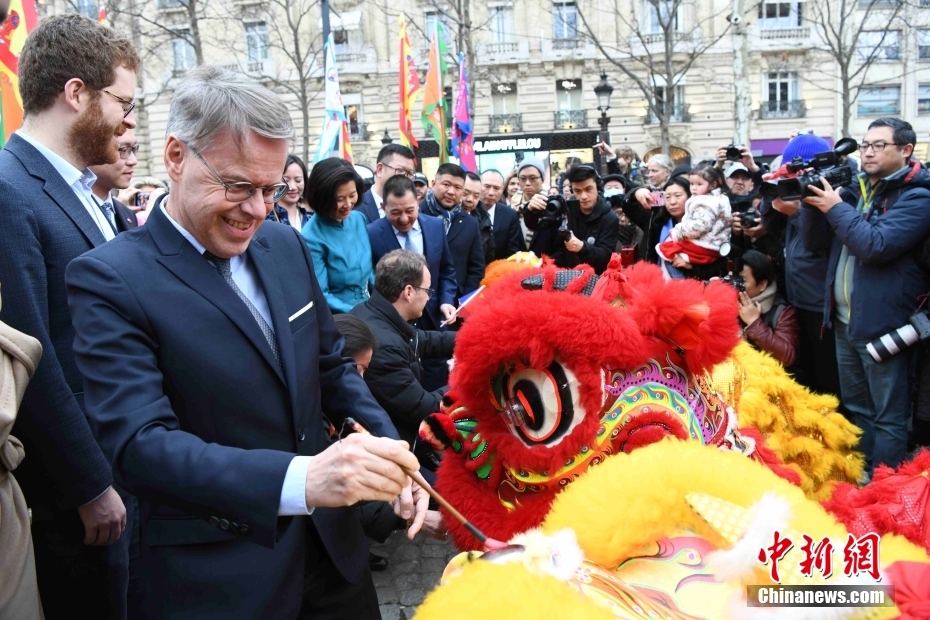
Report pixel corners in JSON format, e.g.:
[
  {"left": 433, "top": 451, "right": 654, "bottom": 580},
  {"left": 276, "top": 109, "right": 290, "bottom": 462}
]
[
  {"left": 0, "top": 0, "right": 38, "bottom": 147},
  {"left": 451, "top": 52, "right": 476, "bottom": 172},
  {"left": 314, "top": 33, "right": 353, "bottom": 164},
  {"left": 397, "top": 15, "right": 420, "bottom": 149},
  {"left": 98, "top": 7, "right": 108, "bottom": 24},
  {"left": 421, "top": 23, "right": 448, "bottom": 163}
]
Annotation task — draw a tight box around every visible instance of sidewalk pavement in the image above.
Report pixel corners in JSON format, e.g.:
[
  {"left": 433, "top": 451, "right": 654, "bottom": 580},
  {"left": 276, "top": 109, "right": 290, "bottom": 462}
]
[{"left": 370, "top": 529, "right": 458, "bottom": 620}]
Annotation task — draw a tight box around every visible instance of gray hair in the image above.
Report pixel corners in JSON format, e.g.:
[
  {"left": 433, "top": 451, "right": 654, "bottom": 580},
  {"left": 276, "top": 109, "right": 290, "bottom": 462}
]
[
  {"left": 649, "top": 153, "right": 674, "bottom": 172},
  {"left": 166, "top": 65, "right": 294, "bottom": 153}
]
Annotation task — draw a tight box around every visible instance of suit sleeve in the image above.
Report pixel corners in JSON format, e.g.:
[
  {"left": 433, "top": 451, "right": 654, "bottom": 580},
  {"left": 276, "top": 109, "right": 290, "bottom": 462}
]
[
  {"left": 417, "top": 329, "right": 456, "bottom": 361},
  {"left": 438, "top": 232, "right": 458, "bottom": 307},
  {"left": 293, "top": 229, "right": 400, "bottom": 441},
  {"left": 66, "top": 254, "right": 293, "bottom": 548},
  {"left": 0, "top": 186, "right": 112, "bottom": 507},
  {"left": 464, "top": 223, "right": 486, "bottom": 295}
]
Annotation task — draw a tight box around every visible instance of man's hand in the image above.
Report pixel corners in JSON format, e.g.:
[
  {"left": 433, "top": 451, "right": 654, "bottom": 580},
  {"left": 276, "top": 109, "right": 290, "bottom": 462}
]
[
  {"left": 715, "top": 146, "right": 729, "bottom": 168},
  {"left": 392, "top": 480, "right": 430, "bottom": 539},
  {"left": 743, "top": 221, "right": 766, "bottom": 239},
  {"left": 77, "top": 486, "right": 127, "bottom": 546},
  {"left": 440, "top": 303, "right": 457, "bottom": 326},
  {"left": 738, "top": 291, "right": 762, "bottom": 325},
  {"left": 772, "top": 198, "right": 801, "bottom": 216},
  {"left": 419, "top": 510, "right": 447, "bottom": 540},
  {"left": 634, "top": 187, "right": 653, "bottom": 208},
  {"left": 671, "top": 254, "right": 693, "bottom": 270},
  {"left": 116, "top": 187, "right": 140, "bottom": 211},
  {"left": 525, "top": 194, "right": 548, "bottom": 212},
  {"left": 732, "top": 213, "right": 744, "bottom": 236},
  {"left": 594, "top": 142, "right": 616, "bottom": 161},
  {"left": 804, "top": 178, "right": 843, "bottom": 213},
  {"left": 739, "top": 146, "right": 760, "bottom": 173},
  {"left": 303, "top": 434, "right": 419, "bottom": 508},
  {"left": 563, "top": 231, "right": 584, "bottom": 253}
]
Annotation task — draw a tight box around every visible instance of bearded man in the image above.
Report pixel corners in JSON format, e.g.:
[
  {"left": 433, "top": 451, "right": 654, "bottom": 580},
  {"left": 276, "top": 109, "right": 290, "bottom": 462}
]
[{"left": 0, "top": 14, "right": 141, "bottom": 618}]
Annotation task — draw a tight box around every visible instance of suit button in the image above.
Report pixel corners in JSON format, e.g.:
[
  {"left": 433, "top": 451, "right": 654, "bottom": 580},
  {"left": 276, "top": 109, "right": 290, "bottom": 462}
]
[
  {"left": 240, "top": 523, "right": 251, "bottom": 535},
  {"left": 219, "top": 518, "right": 230, "bottom": 531},
  {"left": 229, "top": 522, "right": 240, "bottom": 534},
  {"left": 298, "top": 428, "right": 306, "bottom": 442},
  {"left": 209, "top": 516, "right": 219, "bottom": 527}
]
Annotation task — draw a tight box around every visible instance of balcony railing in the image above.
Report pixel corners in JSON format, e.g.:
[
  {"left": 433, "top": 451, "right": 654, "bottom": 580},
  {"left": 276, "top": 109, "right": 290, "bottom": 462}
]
[
  {"left": 645, "top": 104, "right": 691, "bottom": 124},
  {"left": 759, "top": 26, "right": 810, "bottom": 39},
  {"left": 759, "top": 99, "right": 806, "bottom": 120},
  {"left": 486, "top": 41, "right": 520, "bottom": 54},
  {"left": 552, "top": 38, "right": 583, "bottom": 49},
  {"left": 489, "top": 113, "right": 523, "bottom": 133},
  {"left": 554, "top": 109, "right": 587, "bottom": 129},
  {"left": 641, "top": 31, "right": 693, "bottom": 45},
  {"left": 335, "top": 52, "right": 368, "bottom": 64}
]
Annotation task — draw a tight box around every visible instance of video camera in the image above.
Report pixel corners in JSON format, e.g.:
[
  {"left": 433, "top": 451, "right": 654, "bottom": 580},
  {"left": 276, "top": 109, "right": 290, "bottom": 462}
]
[
  {"left": 538, "top": 194, "right": 576, "bottom": 241},
  {"left": 760, "top": 138, "right": 858, "bottom": 202}
]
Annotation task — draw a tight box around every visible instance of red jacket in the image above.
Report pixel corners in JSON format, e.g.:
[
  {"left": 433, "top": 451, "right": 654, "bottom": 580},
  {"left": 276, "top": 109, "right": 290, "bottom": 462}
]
[{"left": 743, "top": 303, "right": 800, "bottom": 367}]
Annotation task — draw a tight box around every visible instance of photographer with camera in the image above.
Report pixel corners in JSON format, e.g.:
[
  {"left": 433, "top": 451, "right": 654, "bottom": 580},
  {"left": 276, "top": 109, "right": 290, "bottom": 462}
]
[
  {"left": 523, "top": 164, "right": 618, "bottom": 274},
  {"left": 736, "top": 250, "right": 799, "bottom": 368},
  {"left": 801, "top": 118, "right": 930, "bottom": 473}
]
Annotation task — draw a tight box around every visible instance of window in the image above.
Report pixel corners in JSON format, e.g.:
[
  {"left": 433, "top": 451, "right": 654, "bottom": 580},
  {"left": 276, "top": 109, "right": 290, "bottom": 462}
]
[
  {"left": 76, "top": 0, "right": 97, "bottom": 18},
  {"left": 492, "top": 83, "right": 518, "bottom": 114},
  {"left": 920, "top": 30, "right": 930, "bottom": 60},
  {"left": 857, "top": 0, "right": 900, "bottom": 7},
  {"left": 172, "top": 28, "right": 196, "bottom": 74},
  {"left": 765, "top": 71, "right": 798, "bottom": 104},
  {"left": 556, "top": 79, "right": 583, "bottom": 110},
  {"left": 757, "top": 1, "right": 802, "bottom": 29},
  {"left": 157, "top": 0, "right": 183, "bottom": 8},
  {"left": 553, "top": 1, "right": 577, "bottom": 39},
  {"left": 647, "top": 0, "right": 678, "bottom": 34},
  {"left": 655, "top": 84, "right": 685, "bottom": 116},
  {"left": 333, "top": 29, "right": 349, "bottom": 53},
  {"left": 857, "top": 85, "right": 900, "bottom": 115},
  {"left": 919, "top": 84, "right": 930, "bottom": 115},
  {"left": 489, "top": 3, "right": 515, "bottom": 43},
  {"left": 245, "top": 22, "right": 269, "bottom": 72},
  {"left": 857, "top": 30, "right": 900, "bottom": 62},
  {"left": 344, "top": 104, "right": 361, "bottom": 137}
]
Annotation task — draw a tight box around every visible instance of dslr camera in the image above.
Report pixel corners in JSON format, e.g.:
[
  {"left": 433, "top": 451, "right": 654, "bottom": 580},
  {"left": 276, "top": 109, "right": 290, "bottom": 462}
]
[
  {"left": 725, "top": 144, "right": 743, "bottom": 161},
  {"left": 739, "top": 207, "right": 761, "bottom": 229},
  {"left": 760, "top": 138, "right": 858, "bottom": 202},
  {"left": 537, "top": 194, "right": 576, "bottom": 241}
]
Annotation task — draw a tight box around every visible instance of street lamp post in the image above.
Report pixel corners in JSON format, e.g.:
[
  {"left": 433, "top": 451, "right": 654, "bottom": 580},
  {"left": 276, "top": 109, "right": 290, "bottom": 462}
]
[
  {"left": 594, "top": 73, "right": 614, "bottom": 175},
  {"left": 381, "top": 130, "right": 393, "bottom": 146}
]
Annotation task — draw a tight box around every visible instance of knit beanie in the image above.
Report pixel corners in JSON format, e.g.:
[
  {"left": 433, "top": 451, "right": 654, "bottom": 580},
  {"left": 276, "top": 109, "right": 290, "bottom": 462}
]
[
  {"left": 517, "top": 157, "right": 546, "bottom": 178},
  {"left": 781, "top": 133, "right": 831, "bottom": 164}
]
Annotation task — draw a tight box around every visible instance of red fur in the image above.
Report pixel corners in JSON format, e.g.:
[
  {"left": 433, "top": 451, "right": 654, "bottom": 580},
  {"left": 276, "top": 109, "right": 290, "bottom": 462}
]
[
  {"left": 739, "top": 426, "right": 803, "bottom": 487},
  {"left": 823, "top": 450, "right": 930, "bottom": 553}
]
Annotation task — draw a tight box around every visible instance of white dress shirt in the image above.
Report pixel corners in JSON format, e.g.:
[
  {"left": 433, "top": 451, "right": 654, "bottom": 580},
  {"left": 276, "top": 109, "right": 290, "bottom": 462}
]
[
  {"left": 393, "top": 219, "right": 424, "bottom": 255},
  {"left": 372, "top": 189, "right": 386, "bottom": 219},
  {"left": 17, "top": 131, "right": 115, "bottom": 242},
  {"left": 162, "top": 203, "right": 313, "bottom": 516},
  {"left": 486, "top": 203, "right": 497, "bottom": 227}
]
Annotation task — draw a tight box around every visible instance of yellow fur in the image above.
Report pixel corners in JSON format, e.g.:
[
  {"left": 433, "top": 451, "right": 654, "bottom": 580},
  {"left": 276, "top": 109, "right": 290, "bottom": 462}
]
[{"left": 712, "top": 343, "right": 865, "bottom": 500}]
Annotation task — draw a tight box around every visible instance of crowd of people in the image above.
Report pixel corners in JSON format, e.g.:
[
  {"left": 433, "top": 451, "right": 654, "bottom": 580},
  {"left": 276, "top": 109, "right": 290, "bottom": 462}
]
[{"left": 2, "top": 8, "right": 930, "bottom": 620}]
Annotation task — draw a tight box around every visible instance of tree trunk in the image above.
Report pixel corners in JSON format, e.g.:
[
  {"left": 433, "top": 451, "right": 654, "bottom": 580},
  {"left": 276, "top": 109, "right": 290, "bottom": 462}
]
[
  {"left": 840, "top": 68, "right": 851, "bottom": 139},
  {"left": 187, "top": 0, "right": 204, "bottom": 65},
  {"left": 731, "top": 0, "right": 751, "bottom": 146}
]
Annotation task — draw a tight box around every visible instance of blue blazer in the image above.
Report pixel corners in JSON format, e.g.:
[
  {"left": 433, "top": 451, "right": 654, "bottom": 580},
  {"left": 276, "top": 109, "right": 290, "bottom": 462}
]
[
  {"left": 0, "top": 133, "right": 113, "bottom": 513},
  {"left": 65, "top": 205, "right": 399, "bottom": 618},
  {"left": 355, "top": 189, "right": 380, "bottom": 224},
  {"left": 368, "top": 213, "right": 457, "bottom": 330},
  {"left": 420, "top": 199, "right": 486, "bottom": 297}
]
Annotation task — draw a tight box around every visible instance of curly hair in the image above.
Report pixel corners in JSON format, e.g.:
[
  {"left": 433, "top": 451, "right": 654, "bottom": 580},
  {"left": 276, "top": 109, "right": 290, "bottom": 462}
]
[{"left": 19, "top": 14, "right": 140, "bottom": 116}]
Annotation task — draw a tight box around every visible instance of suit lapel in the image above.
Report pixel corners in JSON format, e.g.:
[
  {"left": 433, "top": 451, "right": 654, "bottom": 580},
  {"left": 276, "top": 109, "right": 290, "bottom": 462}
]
[
  {"left": 446, "top": 213, "right": 464, "bottom": 244},
  {"left": 7, "top": 134, "right": 107, "bottom": 247},
  {"left": 248, "top": 236, "right": 294, "bottom": 395},
  {"left": 149, "top": 207, "right": 286, "bottom": 385},
  {"left": 381, "top": 220, "right": 401, "bottom": 251}
]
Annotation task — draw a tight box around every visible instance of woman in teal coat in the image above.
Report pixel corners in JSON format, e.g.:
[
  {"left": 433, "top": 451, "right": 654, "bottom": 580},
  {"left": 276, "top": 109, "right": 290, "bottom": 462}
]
[{"left": 301, "top": 158, "right": 374, "bottom": 313}]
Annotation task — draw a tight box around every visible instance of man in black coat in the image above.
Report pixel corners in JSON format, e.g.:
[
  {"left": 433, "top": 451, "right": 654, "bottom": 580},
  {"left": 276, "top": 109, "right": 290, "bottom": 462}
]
[
  {"left": 350, "top": 250, "right": 455, "bottom": 466},
  {"left": 479, "top": 169, "right": 526, "bottom": 259},
  {"left": 419, "top": 163, "right": 485, "bottom": 297},
  {"left": 461, "top": 171, "right": 495, "bottom": 266},
  {"left": 524, "top": 164, "right": 618, "bottom": 274}
]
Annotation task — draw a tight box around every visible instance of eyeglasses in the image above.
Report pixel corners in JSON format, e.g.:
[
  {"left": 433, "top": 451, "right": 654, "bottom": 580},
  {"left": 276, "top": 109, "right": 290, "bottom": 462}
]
[
  {"left": 186, "top": 143, "right": 289, "bottom": 204},
  {"left": 118, "top": 145, "right": 140, "bottom": 160},
  {"left": 518, "top": 175, "right": 542, "bottom": 184},
  {"left": 412, "top": 286, "right": 434, "bottom": 298},
  {"left": 102, "top": 89, "right": 136, "bottom": 118},
  {"left": 860, "top": 141, "right": 899, "bottom": 153},
  {"left": 382, "top": 162, "right": 416, "bottom": 178}
]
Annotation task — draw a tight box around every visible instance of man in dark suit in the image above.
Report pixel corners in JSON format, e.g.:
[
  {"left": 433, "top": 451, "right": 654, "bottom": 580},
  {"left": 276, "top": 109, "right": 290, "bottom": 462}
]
[
  {"left": 480, "top": 169, "right": 527, "bottom": 259},
  {"left": 90, "top": 129, "right": 140, "bottom": 233},
  {"left": 0, "top": 15, "right": 140, "bottom": 618},
  {"left": 368, "top": 175, "right": 457, "bottom": 333},
  {"left": 355, "top": 143, "right": 417, "bottom": 223},
  {"left": 419, "top": 163, "right": 485, "bottom": 298},
  {"left": 65, "top": 66, "right": 425, "bottom": 620}
]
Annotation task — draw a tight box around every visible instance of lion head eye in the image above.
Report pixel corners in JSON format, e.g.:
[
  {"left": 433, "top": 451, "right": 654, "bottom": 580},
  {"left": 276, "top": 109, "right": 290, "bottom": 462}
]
[{"left": 499, "top": 361, "right": 586, "bottom": 446}]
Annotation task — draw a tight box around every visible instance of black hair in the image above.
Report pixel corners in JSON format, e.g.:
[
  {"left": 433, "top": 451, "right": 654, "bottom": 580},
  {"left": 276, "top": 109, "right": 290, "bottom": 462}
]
[
  {"left": 333, "top": 314, "right": 377, "bottom": 358},
  {"left": 375, "top": 249, "right": 428, "bottom": 302},
  {"left": 376, "top": 143, "right": 416, "bottom": 164},
  {"left": 383, "top": 175, "right": 417, "bottom": 201},
  {"left": 305, "top": 158, "right": 365, "bottom": 220},
  {"left": 435, "top": 163, "right": 467, "bottom": 180},
  {"left": 689, "top": 162, "right": 723, "bottom": 191},
  {"left": 465, "top": 172, "right": 481, "bottom": 183},
  {"left": 284, "top": 154, "right": 308, "bottom": 181},
  {"left": 480, "top": 169, "right": 504, "bottom": 182},
  {"left": 867, "top": 118, "right": 917, "bottom": 151},
  {"left": 665, "top": 175, "right": 692, "bottom": 196},
  {"left": 566, "top": 164, "right": 600, "bottom": 186},
  {"left": 742, "top": 249, "right": 774, "bottom": 288}
]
